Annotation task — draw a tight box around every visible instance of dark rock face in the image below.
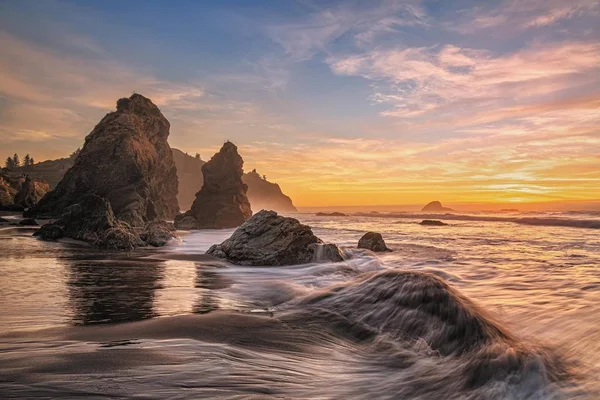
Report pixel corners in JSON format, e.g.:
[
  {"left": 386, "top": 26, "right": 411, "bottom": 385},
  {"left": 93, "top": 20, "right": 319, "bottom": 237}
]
[
  {"left": 358, "top": 232, "right": 392, "bottom": 252},
  {"left": 34, "top": 194, "right": 145, "bottom": 250},
  {"left": 420, "top": 219, "right": 448, "bottom": 226},
  {"left": 422, "top": 201, "right": 454, "bottom": 212},
  {"left": 0, "top": 174, "right": 17, "bottom": 206},
  {"left": 242, "top": 169, "right": 297, "bottom": 213},
  {"left": 316, "top": 212, "right": 347, "bottom": 217},
  {"left": 26, "top": 94, "right": 179, "bottom": 227},
  {"left": 207, "top": 210, "right": 344, "bottom": 266},
  {"left": 175, "top": 142, "right": 252, "bottom": 229},
  {"left": 18, "top": 218, "right": 39, "bottom": 226},
  {"left": 173, "top": 214, "right": 199, "bottom": 230},
  {"left": 140, "top": 220, "right": 177, "bottom": 247},
  {"left": 14, "top": 176, "right": 37, "bottom": 209},
  {"left": 0, "top": 204, "right": 24, "bottom": 212}
]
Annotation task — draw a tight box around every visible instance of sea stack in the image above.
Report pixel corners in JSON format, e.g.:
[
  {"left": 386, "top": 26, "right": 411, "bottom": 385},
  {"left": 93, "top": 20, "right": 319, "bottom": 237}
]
[
  {"left": 175, "top": 141, "right": 252, "bottom": 229},
  {"left": 422, "top": 201, "right": 454, "bottom": 212},
  {"left": 25, "top": 94, "right": 179, "bottom": 227},
  {"left": 242, "top": 169, "right": 297, "bottom": 213},
  {"left": 13, "top": 175, "right": 37, "bottom": 209}
]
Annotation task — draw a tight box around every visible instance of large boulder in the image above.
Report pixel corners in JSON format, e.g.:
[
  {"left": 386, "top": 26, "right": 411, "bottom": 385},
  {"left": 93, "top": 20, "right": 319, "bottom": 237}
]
[
  {"left": 175, "top": 141, "right": 252, "bottom": 229},
  {"left": 25, "top": 94, "right": 179, "bottom": 227},
  {"left": 357, "top": 232, "right": 392, "bottom": 252},
  {"left": 422, "top": 201, "right": 454, "bottom": 212},
  {"left": 34, "top": 194, "right": 145, "bottom": 250},
  {"left": 207, "top": 210, "right": 343, "bottom": 265}
]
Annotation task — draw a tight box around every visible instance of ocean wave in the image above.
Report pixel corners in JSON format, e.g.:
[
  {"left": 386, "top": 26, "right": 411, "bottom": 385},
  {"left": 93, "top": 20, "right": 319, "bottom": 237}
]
[{"left": 354, "top": 212, "right": 600, "bottom": 229}]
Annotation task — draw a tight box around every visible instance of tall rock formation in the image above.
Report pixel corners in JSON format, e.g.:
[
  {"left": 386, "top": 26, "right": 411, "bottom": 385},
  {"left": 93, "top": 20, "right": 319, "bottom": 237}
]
[
  {"left": 175, "top": 141, "right": 252, "bottom": 229},
  {"left": 242, "top": 169, "right": 297, "bottom": 213},
  {"left": 14, "top": 175, "right": 37, "bottom": 209},
  {"left": 25, "top": 94, "right": 179, "bottom": 226}
]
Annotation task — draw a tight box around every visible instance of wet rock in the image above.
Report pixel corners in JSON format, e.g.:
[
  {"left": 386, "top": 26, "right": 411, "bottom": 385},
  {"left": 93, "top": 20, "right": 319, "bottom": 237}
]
[
  {"left": 422, "top": 201, "right": 454, "bottom": 212},
  {"left": 25, "top": 93, "right": 179, "bottom": 227},
  {"left": 34, "top": 194, "right": 144, "bottom": 250},
  {"left": 358, "top": 232, "right": 392, "bottom": 252},
  {"left": 0, "top": 217, "right": 9, "bottom": 224},
  {"left": 316, "top": 212, "right": 347, "bottom": 217},
  {"left": 310, "top": 243, "right": 345, "bottom": 262},
  {"left": 18, "top": 218, "right": 38, "bottom": 226},
  {"left": 420, "top": 219, "right": 448, "bottom": 226},
  {"left": 207, "top": 210, "right": 343, "bottom": 266},
  {"left": 140, "top": 220, "right": 177, "bottom": 247},
  {"left": 175, "top": 141, "right": 252, "bottom": 229}
]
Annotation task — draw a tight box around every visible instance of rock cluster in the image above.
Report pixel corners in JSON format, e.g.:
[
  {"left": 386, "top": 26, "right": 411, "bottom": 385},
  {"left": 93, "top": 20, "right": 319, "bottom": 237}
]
[
  {"left": 357, "top": 232, "right": 392, "bottom": 252},
  {"left": 26, "top": 94, "right": 179, "bottom": 227},
  {"left": 34, "top": 194, "right": 177, "bottom": 250},
  {"left": 175, "top": 142, "right": 252, "bottom": 229},
  {"left": 316, "top": 212, "right": 347, "bottom": 217},
  {"left": 207, "top": 210, "right": 344, "bottom": 265}
]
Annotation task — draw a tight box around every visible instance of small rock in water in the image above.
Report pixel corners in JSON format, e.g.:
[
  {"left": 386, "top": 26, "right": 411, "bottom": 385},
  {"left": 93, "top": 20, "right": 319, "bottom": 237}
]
[
  {"left": 173, "top": 214, "right": 200, "bottom": 230},
  {"left": 140, "top": 220, "right": 177, "bottom": 247},
  {"left": 357, "top": 232, "right": 392, "bottom": 252},
  {"left": 207, "top": 210, "right": 344, "bottom": 265},
  {"left": 316, "top": 212, "right": 347, "bottom": 217},
  {"left": 420, "top": 220, "right": 448, "bottom": 226}
]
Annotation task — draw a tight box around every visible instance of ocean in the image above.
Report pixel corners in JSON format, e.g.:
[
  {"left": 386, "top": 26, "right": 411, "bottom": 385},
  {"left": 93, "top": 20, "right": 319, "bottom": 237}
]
[{"left": 1, "top": 210, "right": 599, "bottom": 399}]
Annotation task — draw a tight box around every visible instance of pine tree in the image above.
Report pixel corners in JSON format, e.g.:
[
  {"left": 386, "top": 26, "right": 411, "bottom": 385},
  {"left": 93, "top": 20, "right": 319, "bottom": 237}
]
[
  {"left": 29, "top": 157, "right": 35, "bottom": 166},
  {"left": 23, "top": 154, "right": 31, "bottom": 168},
  {"left": 12, "top": 153, "right": 20, "bottom": 168},
  {"left": 5, "top": 156, "right": 14, "bottom": 169},
  {"left": 195, "top": 153, "right": 200, "bottom": 160}
]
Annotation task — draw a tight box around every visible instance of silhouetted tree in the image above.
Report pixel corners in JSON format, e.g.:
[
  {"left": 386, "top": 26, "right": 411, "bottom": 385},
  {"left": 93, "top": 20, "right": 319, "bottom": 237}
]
[
  {"left": 262, "top": 174, "right": 267, "bottom": 181},
  {"left": 12, "top": 153, "right": 20, "bottom": 168},
  {"left": 23, "top": 154, "right": 31, "bottom": 167},
  {"left": 29, "top": 157, "right": 35, "bottom": 166},
  {"left": 5, "top": 157, "right": 15, "bottom": 169},
  {"left": 195, "top": 153, "right": 200, "bottom": 160}
]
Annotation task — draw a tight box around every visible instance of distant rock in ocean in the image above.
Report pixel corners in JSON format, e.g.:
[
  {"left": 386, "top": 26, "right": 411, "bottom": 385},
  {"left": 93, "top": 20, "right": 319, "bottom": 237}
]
[
  {"left": 420, "top": 219, "right": 448, "bottom": 226},
  {"left": 358, "top": 232, "right": 392, "bottom": 252},
  {"left": 500, "top": 208, "right": 519, "bottom": 212},
  {"left": 207, "top": 210, "right": 344, "bottom": 265},
  {"left": 422, "top": 201, "right": 454, "bottom": 212},
  {"left": 316, "top": 212, "right": 347, "bottom": 217},
  {"left": 25, "top": 93, "right": 179, "bottom": 227},
  {"left": 175, "top": 141, "right": 252, "bottom": 229},
  {"left": 243, "top": 169, "right": 297, "bottom": 213}
]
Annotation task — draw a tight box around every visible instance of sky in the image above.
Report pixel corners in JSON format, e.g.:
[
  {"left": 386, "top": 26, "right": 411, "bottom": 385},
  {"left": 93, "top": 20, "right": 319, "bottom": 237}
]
[{"left": 0, "top": 0, "right": 599, "bottom": 207}]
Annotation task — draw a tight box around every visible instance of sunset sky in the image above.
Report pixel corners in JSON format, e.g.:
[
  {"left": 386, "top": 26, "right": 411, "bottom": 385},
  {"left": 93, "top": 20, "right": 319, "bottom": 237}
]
[{"left": 1, "top": 0, "right": 599, "bottom": 207}]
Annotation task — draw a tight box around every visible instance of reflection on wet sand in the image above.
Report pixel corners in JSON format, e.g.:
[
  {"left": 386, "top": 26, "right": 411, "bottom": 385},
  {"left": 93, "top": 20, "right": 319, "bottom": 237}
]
[
  {"left": 193, "top": 266, "right": 233, "bottom": 314},
  {"left": 65, "top": 254, "right": 165, "bottom": 325}
]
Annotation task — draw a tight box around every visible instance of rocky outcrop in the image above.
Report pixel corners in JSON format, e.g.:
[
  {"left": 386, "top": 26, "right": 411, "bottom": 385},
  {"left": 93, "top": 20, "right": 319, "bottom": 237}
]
[
  {"left": 34, "top": 195, "right": 144, "bottom": 250},
  {"left": 207, "top": 210, "right": 344, "bottom": 266},
  {"left": 26, "top": 94, "right": 179, "bottom": 227},
  {"left": 316, "top": 212, "right": 347, "bottom": 217},
  {"left": 358, "top": 232, "right": 392, "bottom": 252},
  {"left": 420, "top": 219, "right": 448, "bottom": 226},
  {"left": 175, "top": 142, "right": 252, "bottom": 229},
  {"left": 422, "top": 201, "right": 454, "bottom": 212},
  {"left": 18, "top": 218, "right": 39, "bottom": 226},
  {"left": 242, "top": 169, "right": 297, "bottom": 213},
  {"left": 14, "top": 175, "right": 37, "bottom": 209},
  {"left": 140, "top": 220, "right": 177, "bottom": 247}
]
